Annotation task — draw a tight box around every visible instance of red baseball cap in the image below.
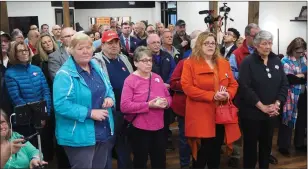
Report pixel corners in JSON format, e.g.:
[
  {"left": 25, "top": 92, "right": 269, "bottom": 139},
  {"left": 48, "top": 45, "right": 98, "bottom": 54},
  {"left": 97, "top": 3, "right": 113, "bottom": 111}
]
[{"left": 101, "top": 30, "right": 119, "bottom": 43}]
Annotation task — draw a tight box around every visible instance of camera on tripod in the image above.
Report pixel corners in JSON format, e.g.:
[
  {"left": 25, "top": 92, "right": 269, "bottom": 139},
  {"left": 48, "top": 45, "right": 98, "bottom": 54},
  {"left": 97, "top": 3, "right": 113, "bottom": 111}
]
[
  {"left": 220, "top": 3, "right": 231, "bottom": 13},
  {"left": 14, "top": 100, "right": 48, "bottom": 128},
  {"left": 199, "top": 10, "right": 219, "bottom": 24},
  {"left": 14, "top": 100, "right": 48, "bottom": 169}
]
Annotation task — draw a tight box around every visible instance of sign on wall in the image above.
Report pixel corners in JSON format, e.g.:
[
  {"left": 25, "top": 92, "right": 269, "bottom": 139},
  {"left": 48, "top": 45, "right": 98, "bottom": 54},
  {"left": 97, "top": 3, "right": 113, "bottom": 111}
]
[{"left": 96, "top": 17, "right": 111, "bottom": 25}]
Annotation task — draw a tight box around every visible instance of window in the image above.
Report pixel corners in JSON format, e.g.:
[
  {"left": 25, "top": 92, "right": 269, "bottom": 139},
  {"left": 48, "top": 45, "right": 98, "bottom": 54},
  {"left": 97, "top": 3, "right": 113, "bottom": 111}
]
[
  {"left": 161, "top": 1, "right": 177, "bottom": 27},
  {"left": 55, "top": 8, "right": 75, "bottom": 28}
]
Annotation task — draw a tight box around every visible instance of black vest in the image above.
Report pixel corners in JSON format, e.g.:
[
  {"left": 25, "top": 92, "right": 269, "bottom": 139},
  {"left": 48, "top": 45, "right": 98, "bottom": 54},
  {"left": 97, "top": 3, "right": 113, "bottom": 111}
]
[{"left": 152, "top": 50, "right": 173, "bottom": 83}]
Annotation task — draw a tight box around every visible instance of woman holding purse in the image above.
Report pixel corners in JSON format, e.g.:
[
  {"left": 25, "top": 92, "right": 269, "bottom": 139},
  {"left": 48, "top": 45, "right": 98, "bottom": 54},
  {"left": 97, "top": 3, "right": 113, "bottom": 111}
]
[{"left": 181, "top": 31, "right": 240, "bottom": 169}]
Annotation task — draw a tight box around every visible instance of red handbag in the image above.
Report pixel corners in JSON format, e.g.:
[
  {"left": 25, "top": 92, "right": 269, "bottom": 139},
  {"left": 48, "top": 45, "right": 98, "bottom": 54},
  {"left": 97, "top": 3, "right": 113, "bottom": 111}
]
[{"left": 215, "top": 100, "right": 239, "bottom": 124}]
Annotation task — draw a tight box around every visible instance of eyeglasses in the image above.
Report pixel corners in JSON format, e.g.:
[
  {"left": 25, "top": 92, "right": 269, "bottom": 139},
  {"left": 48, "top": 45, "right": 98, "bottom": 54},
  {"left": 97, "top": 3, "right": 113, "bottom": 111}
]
[
  {"left": 149, "top": 41, "right": 161, "bottom": 45},
  {"left": 266, "top": 67, "right": 272, "bottom": 78},
  {"left": 62, "top": 34, "right": 74, "bottom": 38},
  {"left": 147, "top": 30, "right": 155, "bottom": 34},
  {"left": 17, "top": 49, "right": 29, "bottom": 54},
  {"left": 203, "top": 41, "right": 216, "bottom": 47},
  {"left": 138, "top": 59, "right": 153, "bottom": 64},
  {"left": 260, "top": 42, "right": 273, "bottom": 47}
]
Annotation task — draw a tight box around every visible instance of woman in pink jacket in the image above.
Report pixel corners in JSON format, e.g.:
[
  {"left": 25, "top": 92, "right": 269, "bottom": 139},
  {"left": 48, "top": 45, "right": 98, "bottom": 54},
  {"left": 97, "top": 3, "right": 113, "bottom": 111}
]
[{"left": 121, "top": 46, "right": 172, "bottom": 169}]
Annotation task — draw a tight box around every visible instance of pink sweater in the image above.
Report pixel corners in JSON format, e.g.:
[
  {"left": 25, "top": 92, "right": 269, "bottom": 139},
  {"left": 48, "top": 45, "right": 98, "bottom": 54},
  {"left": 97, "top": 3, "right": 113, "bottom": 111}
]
[{"left": 120, "top": 73, "right": 172, "bottom": 131}]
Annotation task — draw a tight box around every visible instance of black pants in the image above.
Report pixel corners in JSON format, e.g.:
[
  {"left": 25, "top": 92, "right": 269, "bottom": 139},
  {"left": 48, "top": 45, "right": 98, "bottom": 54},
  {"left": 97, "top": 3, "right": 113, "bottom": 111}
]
[
  {"left": 55, "top": 142, "right": 71, "bottom": 169},
  {"left": 278, "top": 92, "right": 307, "bottom": 149},
  {"left": 131, "top": 127, "right": 166, "bottom": 169},
  {"left": 164, "top": 108, "right": 175, "bottom": 147},
  {"left": 192, "top": 124, "right": 225, "bottom": 169},
  {"left": 241, "top": 118, "right": 275, "bottom": 169}
]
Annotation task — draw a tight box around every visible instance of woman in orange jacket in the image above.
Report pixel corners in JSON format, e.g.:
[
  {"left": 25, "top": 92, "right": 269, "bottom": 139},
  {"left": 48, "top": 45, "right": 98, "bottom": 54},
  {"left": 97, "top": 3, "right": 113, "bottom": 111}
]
[{"left": 181, "top": 32, "right": 241, "bottom": 169}]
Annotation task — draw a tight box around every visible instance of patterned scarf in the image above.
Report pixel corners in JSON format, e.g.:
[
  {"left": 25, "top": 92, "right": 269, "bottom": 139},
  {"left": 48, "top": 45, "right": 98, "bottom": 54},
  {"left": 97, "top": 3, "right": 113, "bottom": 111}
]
[{"left": 281, "top": 55, "right": 307, "bottom": 128}]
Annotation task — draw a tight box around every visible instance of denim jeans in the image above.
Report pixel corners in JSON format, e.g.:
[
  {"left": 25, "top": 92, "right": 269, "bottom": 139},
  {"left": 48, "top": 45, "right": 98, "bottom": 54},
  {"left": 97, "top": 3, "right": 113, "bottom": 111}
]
[{"left": 178, "top": 116, "right": 191, "bottom": 168}]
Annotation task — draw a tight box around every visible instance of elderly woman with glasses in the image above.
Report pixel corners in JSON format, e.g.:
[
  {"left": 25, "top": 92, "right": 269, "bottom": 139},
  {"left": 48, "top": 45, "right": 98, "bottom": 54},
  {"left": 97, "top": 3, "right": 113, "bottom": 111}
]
[
  {"left": 53, "top": 32, "right": 115, "bottom": 169},
  {"left": 120, "top": 46, "right": 172, "bottom": 169},
  {"left": 237, "top": 30, "right": 289, "bottom": 169},
  {"left": 181, "top": 32, "right": 240, "bottom": 169},
  {"left": 5, "top": 41, "right": 51, "bottom": 146},
  {"left": 278, "top": 38, "right": 307, "bottom": 156}
]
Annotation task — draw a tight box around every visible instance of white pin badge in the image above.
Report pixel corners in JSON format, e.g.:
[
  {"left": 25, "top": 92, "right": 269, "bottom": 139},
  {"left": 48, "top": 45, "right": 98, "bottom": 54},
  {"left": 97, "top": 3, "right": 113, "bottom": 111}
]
[
  {"left": 155, "top": 78, "right": 160, "bottom": 82},
  {"left": 33, "top": 72, "right": 38, "bottom": 76},
  {"left": 275, "top": 65, "right": 279, "bottom": 70}
]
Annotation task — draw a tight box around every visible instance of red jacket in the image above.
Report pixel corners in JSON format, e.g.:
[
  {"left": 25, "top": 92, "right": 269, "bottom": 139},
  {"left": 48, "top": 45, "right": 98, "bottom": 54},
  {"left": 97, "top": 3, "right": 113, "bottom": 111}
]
[
  {"left": 170, "top": 59, "right": 186, "bottom": 116},
  {"left": 233, "top": 39, "right": 250, "bottom": 68}
]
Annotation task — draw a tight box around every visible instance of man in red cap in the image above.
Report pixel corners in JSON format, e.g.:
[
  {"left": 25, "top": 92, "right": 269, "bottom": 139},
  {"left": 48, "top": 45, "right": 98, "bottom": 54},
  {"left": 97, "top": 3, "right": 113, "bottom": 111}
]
[{"left": 93, "top": 30, "right": 134, "bottom": 169}]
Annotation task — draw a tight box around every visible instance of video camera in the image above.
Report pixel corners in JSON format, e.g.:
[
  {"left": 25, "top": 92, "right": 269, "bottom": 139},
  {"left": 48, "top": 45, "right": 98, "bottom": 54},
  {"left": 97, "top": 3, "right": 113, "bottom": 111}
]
[
  {"left": 199, "top": 10, "right": 220, "bottom": 25},
  {"left": 14, "top": 100, "right": 48, "bottom": 169},
  {"left": 14, "top": 100, "right": 48, "bottom": 129},
  {"left": 220, "top": 3, "right": 231, "bottom": 13}
]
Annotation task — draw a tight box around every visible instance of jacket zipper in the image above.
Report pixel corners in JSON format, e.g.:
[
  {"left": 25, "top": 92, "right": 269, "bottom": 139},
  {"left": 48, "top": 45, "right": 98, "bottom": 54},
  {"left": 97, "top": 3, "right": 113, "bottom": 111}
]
[{"left": 72, "top": 121, "right": 76, "bottom": 136}]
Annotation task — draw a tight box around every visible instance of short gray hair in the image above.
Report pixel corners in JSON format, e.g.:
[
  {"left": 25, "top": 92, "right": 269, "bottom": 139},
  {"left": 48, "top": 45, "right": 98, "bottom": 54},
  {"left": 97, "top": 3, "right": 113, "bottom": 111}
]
[
  {"left": 146, "top": 33, "right": 160, "bottom": 45},
  {"left": 133, "top": 46, "right": 152, "bottom": 62},
  {"left": 253, "top": 30, "right": 273, "bottom": 45},
  {"left": 245, "top": 23, "right": 259, "bottom": 36},
  {"left": 11, "top": 29, "right": 23, "bottom": 40}
]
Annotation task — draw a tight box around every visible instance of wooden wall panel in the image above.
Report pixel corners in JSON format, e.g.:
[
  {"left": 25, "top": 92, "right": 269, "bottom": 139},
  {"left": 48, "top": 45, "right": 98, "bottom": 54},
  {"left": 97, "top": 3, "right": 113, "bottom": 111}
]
[
  {"left": 0, "top": 1, "right": 9, "bottom": 33},
  {"left": 248, "top": 1, "right": 259, "bottom": 24}
]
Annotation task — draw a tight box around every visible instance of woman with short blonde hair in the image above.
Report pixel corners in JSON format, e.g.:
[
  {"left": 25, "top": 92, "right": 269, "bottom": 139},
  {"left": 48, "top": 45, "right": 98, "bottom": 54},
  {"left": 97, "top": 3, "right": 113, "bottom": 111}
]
[{"left": 53, "top": 32, "right": 116, "bottom": 169}]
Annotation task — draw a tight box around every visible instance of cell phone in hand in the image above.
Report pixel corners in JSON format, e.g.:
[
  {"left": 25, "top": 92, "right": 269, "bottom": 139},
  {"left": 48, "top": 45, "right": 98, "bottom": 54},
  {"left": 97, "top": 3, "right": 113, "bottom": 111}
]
[{"left": 20, "top": 132, "right": 38, "bottom": 144}]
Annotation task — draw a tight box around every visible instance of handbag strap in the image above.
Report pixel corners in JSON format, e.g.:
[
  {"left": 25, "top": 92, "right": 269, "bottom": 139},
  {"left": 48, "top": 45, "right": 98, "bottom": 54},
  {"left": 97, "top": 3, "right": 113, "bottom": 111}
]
[{"left": 130, "top": 73, "right": 152, "bottom": 123}]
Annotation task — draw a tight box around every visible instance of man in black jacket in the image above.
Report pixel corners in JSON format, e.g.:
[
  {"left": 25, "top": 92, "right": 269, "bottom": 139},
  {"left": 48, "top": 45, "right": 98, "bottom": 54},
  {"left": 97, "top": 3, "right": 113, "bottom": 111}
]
[
  {"left": 0, "top": 31, "right": 13, "bottom": 115},
  {"left": 147, "top": 34, "right": 176, "bottom": 151},
  {"left": 173, "top": 20, "right": 191, "bottom": 56}
]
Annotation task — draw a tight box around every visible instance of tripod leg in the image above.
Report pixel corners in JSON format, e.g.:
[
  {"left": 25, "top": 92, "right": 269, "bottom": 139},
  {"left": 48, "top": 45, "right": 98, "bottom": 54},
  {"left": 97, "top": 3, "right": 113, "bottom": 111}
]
[{"left": 37, "top": 134, "right": 43, "bottom": 163}]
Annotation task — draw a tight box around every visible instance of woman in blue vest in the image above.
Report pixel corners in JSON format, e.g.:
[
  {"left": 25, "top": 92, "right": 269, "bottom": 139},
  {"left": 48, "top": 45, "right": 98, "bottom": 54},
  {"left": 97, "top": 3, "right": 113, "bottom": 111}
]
[
  {"left": 5, "top": 41, "right": 51, "bottom": 147},
  {"left": 53, "top": 32, "right": 116, "bottom": 169}
]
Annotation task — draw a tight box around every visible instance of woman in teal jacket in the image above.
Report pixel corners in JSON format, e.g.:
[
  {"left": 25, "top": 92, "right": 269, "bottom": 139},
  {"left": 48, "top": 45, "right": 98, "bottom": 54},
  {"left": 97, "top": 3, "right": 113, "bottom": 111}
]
[{"left": 53, "top": 32, "right": 116, "bottom": 169}]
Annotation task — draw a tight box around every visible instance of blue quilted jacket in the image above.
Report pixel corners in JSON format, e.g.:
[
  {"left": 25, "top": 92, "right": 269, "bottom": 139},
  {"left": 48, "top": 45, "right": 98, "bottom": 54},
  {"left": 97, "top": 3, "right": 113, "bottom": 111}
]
[{"left": 4, "top": 64, "right": 51, "bottom": 115}]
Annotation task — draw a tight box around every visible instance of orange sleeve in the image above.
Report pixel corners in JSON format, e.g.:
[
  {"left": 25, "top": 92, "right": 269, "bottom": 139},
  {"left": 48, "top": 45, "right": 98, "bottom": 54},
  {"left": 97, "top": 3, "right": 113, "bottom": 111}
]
[{"left": 181, "top": 60, "right": 216, "bottom": 102}]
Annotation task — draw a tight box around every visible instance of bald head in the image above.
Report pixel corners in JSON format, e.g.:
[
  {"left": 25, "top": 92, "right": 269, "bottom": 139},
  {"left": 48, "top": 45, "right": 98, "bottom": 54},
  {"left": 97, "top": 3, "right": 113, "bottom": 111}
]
[
  {"left": 147, "top": 34, "right": 161, "bottom": 54},
  {"left": 28, "top": 30, "right": 40, "bottom": 46},
  {"left": 52, "top": 25, "right": 62, "bottom": 37},
  {"left": 30, "top": 25, "right": 38, "bottom": 31},
  {"left": 61, "top": 27, "right": 76, "bottom": 47},
  {"left": 28, "top": 30, "right": 40, "bottom": 40}
]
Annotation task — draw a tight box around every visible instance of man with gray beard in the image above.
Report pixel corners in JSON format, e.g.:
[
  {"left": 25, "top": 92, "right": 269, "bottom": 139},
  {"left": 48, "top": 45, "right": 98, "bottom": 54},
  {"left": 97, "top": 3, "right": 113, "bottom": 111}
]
[{"left": 172, "top": 19, "right": 191, "bottom": 55}]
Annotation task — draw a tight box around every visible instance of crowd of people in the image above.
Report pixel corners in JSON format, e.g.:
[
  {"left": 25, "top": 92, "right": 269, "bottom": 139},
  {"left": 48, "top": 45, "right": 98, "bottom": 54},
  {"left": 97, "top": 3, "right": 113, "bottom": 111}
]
[{"left": 0, "top": 17, "right": 307, "bottom": 169}]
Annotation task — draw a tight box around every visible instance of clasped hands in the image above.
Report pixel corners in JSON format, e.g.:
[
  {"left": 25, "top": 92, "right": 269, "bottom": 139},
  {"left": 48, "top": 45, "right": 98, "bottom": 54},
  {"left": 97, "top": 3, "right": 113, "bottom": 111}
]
[
  {"left": 91, "top": 98, "right": 114, "bottom": 121},
  {"left": 259, "top": 101, "right": 280, "bottom": 117},
  {"left": 214, "top": 86, "right": 230, "bottom": 101},
  {"left": 148, "top": 97, "right": 169, "bottom": 109}
]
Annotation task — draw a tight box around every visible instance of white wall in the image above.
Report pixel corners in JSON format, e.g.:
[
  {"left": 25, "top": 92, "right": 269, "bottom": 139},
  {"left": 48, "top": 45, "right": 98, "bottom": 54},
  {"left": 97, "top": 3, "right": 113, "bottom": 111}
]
[
  {"left": 75, "top": 8, "right": 157, "bottom": 31},
  {"left": 7, "top": 1, "right": 55, "bottom": 30},
  {"left": 217, "top": 1, "right": 248, "bottom": 37},
  {"left": 177, "top": 2, "right": 210, "bottom": 34},
  {"left": 259, "top": 2, "right": 307, "bottom": 55}
]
